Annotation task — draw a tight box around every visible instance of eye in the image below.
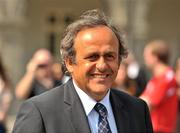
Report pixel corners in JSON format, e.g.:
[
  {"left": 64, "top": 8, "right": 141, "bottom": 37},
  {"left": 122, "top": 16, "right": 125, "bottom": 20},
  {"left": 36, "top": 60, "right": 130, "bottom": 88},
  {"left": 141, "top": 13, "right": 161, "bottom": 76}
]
[
  {"left": 85, "top": 54, "right": 99, "bottom": 61},
  {"left": 105, "top": 54, "right": 115, "bottom": 61}
]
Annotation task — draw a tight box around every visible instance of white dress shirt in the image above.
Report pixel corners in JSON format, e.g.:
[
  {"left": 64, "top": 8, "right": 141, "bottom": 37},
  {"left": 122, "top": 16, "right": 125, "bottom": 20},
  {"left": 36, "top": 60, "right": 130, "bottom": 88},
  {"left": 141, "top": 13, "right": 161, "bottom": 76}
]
[{"left": 73, "top": 80, "right": 118, "bottom": 133}]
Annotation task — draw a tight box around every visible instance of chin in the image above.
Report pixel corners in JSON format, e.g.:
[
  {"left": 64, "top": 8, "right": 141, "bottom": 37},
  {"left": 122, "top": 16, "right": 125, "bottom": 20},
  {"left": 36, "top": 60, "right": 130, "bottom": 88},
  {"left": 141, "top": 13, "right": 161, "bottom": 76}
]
[{"left": 93, "top": 84, "right": 110, "bottom": 93}]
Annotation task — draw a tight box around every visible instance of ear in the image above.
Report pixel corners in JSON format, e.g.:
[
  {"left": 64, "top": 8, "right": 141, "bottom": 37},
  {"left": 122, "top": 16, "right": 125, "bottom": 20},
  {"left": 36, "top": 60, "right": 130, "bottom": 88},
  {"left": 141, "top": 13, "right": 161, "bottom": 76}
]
[{"left": 65, "top": 58, "right": 74, "bottom": 73}]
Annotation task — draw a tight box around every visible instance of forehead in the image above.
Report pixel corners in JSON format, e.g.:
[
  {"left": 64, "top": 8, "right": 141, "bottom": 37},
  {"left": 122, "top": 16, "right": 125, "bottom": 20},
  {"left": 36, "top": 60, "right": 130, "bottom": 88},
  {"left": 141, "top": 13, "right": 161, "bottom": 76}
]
[
  {"left": 144, "top": 45, "right": 153, "bottom": 54},
  {"left": 34, "top": 51, "right": 52, "bottom": 64},
  {"left": 74, "top": 25, "right": 119, "bottom": 50}
]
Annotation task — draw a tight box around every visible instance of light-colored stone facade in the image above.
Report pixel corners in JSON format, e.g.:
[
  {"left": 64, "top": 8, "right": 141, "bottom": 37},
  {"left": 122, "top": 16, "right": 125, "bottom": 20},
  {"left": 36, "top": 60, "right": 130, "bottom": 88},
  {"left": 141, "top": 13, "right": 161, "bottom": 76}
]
[
  {"left": 0, "top": 1, "right": 180, "bottom": 132},
  {"left": 1, "top": 0, "right": 179, "bottom": 85}
]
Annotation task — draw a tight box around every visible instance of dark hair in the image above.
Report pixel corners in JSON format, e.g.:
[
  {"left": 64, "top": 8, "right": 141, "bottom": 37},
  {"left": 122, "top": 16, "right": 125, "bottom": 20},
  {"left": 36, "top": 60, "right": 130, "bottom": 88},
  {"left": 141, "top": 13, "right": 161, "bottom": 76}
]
[{"left": 60, "top": 9, "right": 128, "bottom": 75}]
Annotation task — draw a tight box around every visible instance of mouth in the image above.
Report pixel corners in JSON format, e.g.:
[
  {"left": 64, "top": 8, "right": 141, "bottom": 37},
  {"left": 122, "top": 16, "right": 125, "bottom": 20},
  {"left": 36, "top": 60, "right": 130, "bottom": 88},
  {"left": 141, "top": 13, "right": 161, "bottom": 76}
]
[{"left": 90, "top": 73, "right": 111, "bottom": 79}]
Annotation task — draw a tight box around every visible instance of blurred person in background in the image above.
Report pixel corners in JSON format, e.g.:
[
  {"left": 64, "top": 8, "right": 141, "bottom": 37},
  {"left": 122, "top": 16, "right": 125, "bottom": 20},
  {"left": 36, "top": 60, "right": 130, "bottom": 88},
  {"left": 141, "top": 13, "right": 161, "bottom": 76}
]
[
  {"left": 112, "top": 61, "right": 137, "bottom": 96},
  {"left": 15, "top": 49, "right": 62, "bottom": 100},
  {"left": 126, "top": 53, "right": 148, "bottom": 97},
  {"left": 51, "top": 62, "right": 63, "bottom": 86},
  {"left": 175, "top": 57, "right": 180, "bottom": 133},
  {"left": 140, "top": 40, "right": 178, "bottom": 133},
  {"left": 175, "top": 57, "right": 180, "bottom": 102},
  {"left": 0, "top": 55, "right": 12, "bottom": 133},
  {"left": 112, "top": 53, "right": 148, "bottom": 96}
]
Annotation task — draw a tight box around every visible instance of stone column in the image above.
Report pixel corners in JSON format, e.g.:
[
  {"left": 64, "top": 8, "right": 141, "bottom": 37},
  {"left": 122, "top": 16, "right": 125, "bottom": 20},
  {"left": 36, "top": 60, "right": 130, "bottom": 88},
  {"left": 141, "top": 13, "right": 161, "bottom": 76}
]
[
  {"left": 100, "top": 0, "right": 127, "bottom": 28},
  {"left": 0, "top": 0, "right": 27, "bottom": 84},
  {"left": 125, "top": 0, "right": 150, "bottom": 62}
]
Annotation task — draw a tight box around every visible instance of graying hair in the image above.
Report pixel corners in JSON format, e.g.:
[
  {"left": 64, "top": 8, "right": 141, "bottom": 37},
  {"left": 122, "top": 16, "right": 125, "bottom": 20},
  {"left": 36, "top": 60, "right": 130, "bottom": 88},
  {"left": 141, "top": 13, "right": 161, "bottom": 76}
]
[{"left": 60, "top": 9, "right": 128, "bottom": 75}]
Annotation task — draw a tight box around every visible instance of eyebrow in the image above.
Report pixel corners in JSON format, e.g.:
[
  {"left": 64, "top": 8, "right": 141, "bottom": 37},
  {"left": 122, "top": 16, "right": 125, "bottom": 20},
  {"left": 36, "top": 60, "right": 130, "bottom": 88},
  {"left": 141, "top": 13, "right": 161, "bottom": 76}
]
[{"left": 85, "top": 51, "right": 117, "bottom": 59}]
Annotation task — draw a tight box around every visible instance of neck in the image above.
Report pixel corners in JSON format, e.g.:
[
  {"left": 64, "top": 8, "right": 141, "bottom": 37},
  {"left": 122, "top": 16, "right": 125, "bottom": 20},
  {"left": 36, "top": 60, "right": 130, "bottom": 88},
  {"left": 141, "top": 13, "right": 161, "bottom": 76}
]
[{"left": 153, "top": 62, "right": 168, "bottom": 77}]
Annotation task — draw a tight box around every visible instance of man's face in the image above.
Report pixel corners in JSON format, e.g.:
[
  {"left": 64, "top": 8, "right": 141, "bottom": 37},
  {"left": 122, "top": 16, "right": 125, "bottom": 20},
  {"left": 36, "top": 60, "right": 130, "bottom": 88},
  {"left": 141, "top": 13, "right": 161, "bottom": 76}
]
[
  {"left": 36, "top": 63, "right": 53, "bottom": 80},
  {"left": 143, "top": 46, "right": 156, "bottom": 69},
  {"left": 33, "top": 50, "right": 54, "bottom": 80},
  {"left": 66, "top": 26, "right": 120, "bottom": 101}
]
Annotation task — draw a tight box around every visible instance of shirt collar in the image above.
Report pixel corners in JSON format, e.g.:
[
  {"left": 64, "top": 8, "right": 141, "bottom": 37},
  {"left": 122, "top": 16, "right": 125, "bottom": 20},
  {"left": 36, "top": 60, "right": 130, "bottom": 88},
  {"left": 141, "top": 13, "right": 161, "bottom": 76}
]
[{"left": 73, "top": 80, "right": 111, "bottom": 116}]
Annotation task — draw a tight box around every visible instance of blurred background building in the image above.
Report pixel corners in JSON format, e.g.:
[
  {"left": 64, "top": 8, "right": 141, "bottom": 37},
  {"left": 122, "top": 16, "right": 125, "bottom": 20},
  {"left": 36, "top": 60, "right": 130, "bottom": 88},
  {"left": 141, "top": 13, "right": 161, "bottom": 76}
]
[{"left": 0, "top": 0, "right": 180, "bottom": 132}]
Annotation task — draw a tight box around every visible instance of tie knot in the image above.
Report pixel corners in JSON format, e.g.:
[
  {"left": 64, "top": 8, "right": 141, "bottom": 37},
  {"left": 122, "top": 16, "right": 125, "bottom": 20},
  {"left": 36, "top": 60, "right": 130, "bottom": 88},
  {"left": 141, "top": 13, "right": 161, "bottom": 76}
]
[{"left": 94, "top": 103, "right": 108, "bottom": 118}]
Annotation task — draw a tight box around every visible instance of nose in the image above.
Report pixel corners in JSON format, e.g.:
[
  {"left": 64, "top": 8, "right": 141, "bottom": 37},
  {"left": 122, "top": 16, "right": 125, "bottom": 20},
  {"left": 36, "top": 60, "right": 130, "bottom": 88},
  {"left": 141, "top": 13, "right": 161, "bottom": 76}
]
[{"left": 96, "top": 57, "right": 108, "bottom": 72}]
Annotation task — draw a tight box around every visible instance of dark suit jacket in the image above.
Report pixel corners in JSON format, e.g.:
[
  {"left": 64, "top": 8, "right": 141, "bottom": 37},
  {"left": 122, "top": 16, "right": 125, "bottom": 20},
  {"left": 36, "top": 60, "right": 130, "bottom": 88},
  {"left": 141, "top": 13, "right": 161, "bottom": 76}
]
[{"left": 13, "top": 79, "right": 153, "bottom": 133}]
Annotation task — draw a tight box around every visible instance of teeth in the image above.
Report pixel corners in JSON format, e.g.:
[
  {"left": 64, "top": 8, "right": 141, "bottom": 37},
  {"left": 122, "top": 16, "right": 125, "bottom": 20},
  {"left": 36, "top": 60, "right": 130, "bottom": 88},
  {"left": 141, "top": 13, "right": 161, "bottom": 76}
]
[{"left": 93, "top": 74, "right": 108, "bottom": 78}]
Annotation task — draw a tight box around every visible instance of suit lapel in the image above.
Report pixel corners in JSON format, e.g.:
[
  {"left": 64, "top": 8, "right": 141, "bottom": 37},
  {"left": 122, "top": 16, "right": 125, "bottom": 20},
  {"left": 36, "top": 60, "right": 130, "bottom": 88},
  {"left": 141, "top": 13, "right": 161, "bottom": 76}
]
[
  {"left": 110, "top": 90, "right": 130, "bottom": 133},
  {"left": 63, "top": 80, "right": 131, "bottom": 133},
  {"left": 64, "top": 80, "right": 91, "bottom": 133}
]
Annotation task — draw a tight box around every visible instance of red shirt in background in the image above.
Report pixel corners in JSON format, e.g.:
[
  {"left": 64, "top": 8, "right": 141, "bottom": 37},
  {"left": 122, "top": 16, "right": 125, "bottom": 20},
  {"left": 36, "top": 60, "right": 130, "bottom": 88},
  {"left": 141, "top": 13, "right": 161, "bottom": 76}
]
[{"left": 141, "top": 68, "right": 178, "bottom": 132}]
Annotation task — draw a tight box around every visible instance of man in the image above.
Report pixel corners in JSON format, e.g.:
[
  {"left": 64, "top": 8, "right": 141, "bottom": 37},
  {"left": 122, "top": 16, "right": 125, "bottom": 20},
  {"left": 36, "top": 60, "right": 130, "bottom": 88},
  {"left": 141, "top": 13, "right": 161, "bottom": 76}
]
[
  {"left": 112, "top": 61, "right": 137, "bottom": 96},
  {"left": 15, "top": 49, "right": 62, "bottom": 99},
  {"left": 13, "top": 9, "right": 153, "bottom": 133},
  {"left": 141, "top": 40, "right": 178, "bottom": 133},
  {"left": 175, "top": 57, "right": 180, "bottom": 132}
]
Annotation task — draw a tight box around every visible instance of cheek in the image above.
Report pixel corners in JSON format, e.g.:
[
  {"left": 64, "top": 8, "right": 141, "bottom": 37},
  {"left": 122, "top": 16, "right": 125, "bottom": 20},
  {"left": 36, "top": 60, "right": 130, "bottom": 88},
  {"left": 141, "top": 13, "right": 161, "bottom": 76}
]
[
  {"left": 84, "top": 62, "right": 92, "bottom": 67},
  {"left": 73, "top": 62, "right": 94, "bottom": 81},
  {"left": 112, "top": 63, "right": 119, "bottom": 73},
  {"left": 84, "top": 62, "right": 96, "bottom": 73},
  {"left": 145, "top": 55, "right": 152, "bottom": 66},
  {"left": 144, "top": 55, "right": 149, "bottom": 63},
  {"left": 144, "top": 51, "right": 151, "bottom": 62}
]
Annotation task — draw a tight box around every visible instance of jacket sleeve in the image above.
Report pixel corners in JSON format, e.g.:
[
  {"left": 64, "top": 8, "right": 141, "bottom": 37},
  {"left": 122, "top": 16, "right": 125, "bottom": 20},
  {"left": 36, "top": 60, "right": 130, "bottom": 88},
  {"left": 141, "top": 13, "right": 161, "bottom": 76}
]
[
  {"left": 143, "top": 100, "right": 154, "bottom": 133},
  {"left": 12, "top": 100, "right": 45, "bottom": 133}
]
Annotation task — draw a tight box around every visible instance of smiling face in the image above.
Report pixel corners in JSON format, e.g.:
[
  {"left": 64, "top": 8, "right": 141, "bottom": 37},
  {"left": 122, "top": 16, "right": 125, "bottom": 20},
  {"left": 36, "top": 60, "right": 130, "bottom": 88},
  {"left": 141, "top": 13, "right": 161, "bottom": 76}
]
[{"left": 65, "top": 26, "right": 120, "bottom": 101}]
